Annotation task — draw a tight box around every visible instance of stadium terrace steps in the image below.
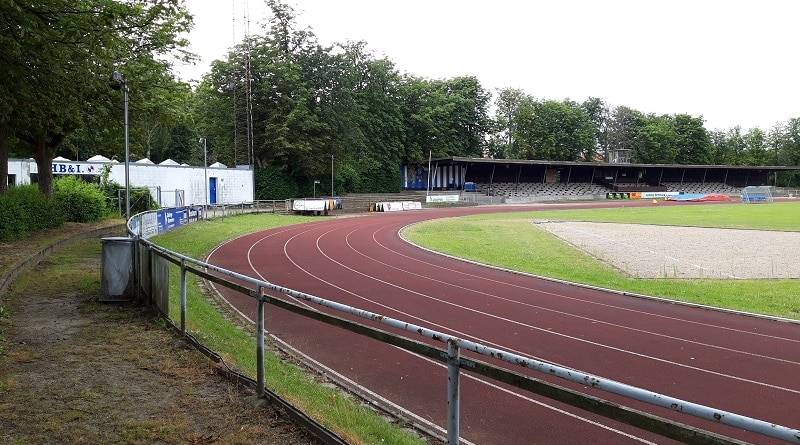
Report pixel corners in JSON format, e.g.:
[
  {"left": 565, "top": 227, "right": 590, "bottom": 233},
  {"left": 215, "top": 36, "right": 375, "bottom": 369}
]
[{"left": 471, "top": 181, "right": 742, "bottom": 198}]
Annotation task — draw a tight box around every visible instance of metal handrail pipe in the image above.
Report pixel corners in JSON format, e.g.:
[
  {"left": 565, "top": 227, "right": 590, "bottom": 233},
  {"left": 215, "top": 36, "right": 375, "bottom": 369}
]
[
  {"left": 139, "top": 232, "right": 800, "bottom": 444},
  {"left": 267, "top": 283, "right": 800, "bottom": 444}
]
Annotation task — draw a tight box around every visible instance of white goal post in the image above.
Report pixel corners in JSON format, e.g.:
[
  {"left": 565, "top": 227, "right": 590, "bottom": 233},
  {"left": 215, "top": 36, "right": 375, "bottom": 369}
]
[{"left": 741, "top": 185, "right": 773, "bottom": 203}]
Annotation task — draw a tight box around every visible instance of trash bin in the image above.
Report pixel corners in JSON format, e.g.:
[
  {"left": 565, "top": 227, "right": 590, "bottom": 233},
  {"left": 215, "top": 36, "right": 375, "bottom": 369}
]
[{"left": 100, "top": 237, "right": 135, "bottom": 302}]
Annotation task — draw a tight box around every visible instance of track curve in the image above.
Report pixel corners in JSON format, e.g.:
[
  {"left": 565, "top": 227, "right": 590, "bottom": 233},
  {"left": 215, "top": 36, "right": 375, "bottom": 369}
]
[{"left": 208, "top": 204, "right": 799, "bottom": 445}]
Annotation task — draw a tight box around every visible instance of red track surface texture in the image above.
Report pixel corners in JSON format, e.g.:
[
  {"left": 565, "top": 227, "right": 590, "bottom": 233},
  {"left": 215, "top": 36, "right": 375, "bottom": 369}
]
[{"left": 208, "top": 205, "right": 799, "bottom": 445}]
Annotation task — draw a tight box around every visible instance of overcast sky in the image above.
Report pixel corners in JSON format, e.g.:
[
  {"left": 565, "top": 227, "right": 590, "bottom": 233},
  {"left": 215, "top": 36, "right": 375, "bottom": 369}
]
[{"left": 177, "top": 0, "right": 800, "bottom": 132}]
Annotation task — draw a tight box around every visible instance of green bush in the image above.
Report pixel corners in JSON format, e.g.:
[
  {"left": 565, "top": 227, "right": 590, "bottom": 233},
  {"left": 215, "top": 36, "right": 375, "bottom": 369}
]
[
  {"left": 53, "top": 175, "right": 108, "bottom": 223},
  {"left": 255, "top": 165, "right": 299, "bottom": 200},
  {"left": 0, "top": 194, "right": 26, "bottom": 240},
  {"left": 337, "top": 161, "right": 401, "bottom": 193},
  {"left": 0, "top": 185, "right": 64, "bottom": 241}
]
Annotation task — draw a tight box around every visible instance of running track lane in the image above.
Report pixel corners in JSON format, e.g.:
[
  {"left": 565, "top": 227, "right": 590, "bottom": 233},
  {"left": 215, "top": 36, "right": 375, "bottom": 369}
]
[{"left": 207, "top": 204, "right": 800, "bottom": 445}]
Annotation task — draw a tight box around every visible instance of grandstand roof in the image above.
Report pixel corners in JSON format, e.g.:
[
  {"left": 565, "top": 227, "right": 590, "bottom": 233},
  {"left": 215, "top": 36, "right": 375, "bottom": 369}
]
[{"left": 434, "top": 156, "right": 800, "bottom": 171}]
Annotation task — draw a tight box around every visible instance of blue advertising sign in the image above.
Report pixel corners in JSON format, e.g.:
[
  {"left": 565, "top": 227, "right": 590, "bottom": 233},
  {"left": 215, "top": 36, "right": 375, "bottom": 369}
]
[
  {"left": 156, "top": 208, "right": 185, "bottom": 234},
  {"left": 155, "top": 210, "right": 166, "bottom": 234},
  {"left": 164, "top": 208, "right": 184, "bottom": 231}
]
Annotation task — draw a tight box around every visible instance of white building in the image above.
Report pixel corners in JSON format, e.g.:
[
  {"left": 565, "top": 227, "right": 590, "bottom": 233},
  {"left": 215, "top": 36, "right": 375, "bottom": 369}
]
[{"left": 7, "top": 157, "right": 254, "bottom": 207}]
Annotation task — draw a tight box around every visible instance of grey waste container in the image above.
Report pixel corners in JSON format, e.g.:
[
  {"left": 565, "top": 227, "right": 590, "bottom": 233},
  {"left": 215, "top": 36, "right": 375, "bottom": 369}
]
[{"left": 100, "top": 237, "right": 135, "bottom": 302}]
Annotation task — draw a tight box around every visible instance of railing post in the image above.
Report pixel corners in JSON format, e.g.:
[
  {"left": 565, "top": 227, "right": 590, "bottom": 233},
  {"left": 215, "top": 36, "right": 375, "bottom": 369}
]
[
  {"left": 180, "top": 259, "right": 187, "bottom": 335},
  {"left": 447, "top": 339, "right": 461, "bottom": 445},
  {"left": 256, "top": 286, "right": 265, "bottom": 398}
]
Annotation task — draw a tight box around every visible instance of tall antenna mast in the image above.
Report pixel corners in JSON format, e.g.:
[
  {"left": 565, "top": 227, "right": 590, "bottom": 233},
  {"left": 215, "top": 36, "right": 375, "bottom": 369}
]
[
  {"left": 245, "top": 0, "right": 254, "bottom": 169},
  {"left": 232, "top": 0, "right": 238, "bottom": 165}
]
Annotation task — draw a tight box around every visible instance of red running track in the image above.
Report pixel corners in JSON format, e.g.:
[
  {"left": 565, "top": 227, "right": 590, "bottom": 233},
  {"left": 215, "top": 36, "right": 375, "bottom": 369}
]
[{"left": 207, "top": 204, "right": 800, "bottom": 445}]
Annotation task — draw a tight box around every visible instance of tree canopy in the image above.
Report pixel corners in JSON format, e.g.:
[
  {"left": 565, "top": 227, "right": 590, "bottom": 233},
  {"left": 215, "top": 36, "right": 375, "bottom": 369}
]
[
  {"left": 0, "top": 0, "right": 192, "bottom": 195},
  {"left": 195, "top": 1, "right": 492, "bottom": 195},
  {"left": 4, "top": 0, "right": 800, "bottom": 199}
]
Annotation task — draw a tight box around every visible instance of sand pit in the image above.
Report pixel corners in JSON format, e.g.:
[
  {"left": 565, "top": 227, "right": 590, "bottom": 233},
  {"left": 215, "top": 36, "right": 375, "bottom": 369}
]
[{"left": 534, "top": 221, "right": 800, "bottom": 279}]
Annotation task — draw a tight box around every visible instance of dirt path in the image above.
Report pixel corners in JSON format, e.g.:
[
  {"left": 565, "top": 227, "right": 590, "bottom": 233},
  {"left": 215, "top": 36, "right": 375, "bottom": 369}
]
[{"left": 0, "top": 226, "right": 321, "bottom": 444}]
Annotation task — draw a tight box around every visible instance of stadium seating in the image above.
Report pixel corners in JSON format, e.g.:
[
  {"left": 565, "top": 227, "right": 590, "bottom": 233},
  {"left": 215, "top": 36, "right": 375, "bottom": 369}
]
[
  {"left": 469, "top": 181, "right": 742, "bottom": 199},
  {"left": 473, "top": 182, "right": 607, "bottom": 198}
]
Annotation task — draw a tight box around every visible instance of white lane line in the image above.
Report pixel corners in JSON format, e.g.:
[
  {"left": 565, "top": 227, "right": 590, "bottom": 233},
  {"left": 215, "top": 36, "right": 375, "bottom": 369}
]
[
  {"left": 327, "top": 226, "right": 800, "bottom": 368},
  {"left": 306, "top": 225, "right": 800, "bottom": 395},
  {"left": 407, "top": 347, "right": 658, "bottom": 445},
  {"left": 379, "top": 223, "right": 800, "bottom": 345},
  {"left": 240, "top": 224, "right": 662, "bottom": 443},
  {"left": 211, "top": 220, "right": 799, "bottom": 444},
  {"left": 203, "top": 277, "right": 472, "bottom": 444},
  {"left": 212, "top": 222, "right": 654, "bottom": 444}
]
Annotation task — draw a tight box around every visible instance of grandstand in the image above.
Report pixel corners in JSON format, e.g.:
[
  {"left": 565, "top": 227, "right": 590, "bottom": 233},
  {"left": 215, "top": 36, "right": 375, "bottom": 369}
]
[
  {"left": 402, "top": 157, "right": 799, "bottom": 203},
  {"left": 470, "top": 181, "right": 741, "bottom": 201},
  {"left": 474, "top": 181, "right": 607, "bottom": 198}
]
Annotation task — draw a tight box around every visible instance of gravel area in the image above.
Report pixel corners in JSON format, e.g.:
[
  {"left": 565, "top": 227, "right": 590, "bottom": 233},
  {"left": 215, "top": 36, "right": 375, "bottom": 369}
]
[{"left": 535, "top": 221, "right": 800, "bottom": 279}]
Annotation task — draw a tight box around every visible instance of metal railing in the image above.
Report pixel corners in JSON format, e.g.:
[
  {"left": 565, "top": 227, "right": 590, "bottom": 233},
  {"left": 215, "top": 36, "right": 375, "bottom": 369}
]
[
  {"left": 129, "top": 210, "right": 800, "bottom": 445},
  {"left": 203, "top": 200, "right": 292, "bottom": 218}
]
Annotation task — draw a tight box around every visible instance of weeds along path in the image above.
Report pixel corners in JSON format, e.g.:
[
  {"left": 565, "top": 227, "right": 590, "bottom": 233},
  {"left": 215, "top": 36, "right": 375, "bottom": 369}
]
[{"left": 0, "top": 225, "right": 321, "bottom": 445}]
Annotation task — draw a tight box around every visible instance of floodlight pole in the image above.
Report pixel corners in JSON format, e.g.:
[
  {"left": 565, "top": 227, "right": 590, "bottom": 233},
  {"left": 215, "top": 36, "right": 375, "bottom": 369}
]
[
  {"left": 313, "top": 180, "right": 320, "bottom": 198},
  {"left": 330, "top": 154, "right": 334, "bottom": 196},
  {"left": 200, "top": 138, "right": 208, "bottom": 207}
]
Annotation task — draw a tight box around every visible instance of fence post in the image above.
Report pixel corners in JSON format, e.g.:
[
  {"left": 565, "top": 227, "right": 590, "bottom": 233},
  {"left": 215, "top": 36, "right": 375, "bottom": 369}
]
[
  {"left": 447, "top": 339, "right": 461, "bottom": 445},
  {"left": 256, "top": 285, "right": 265, "bottom": 398},
  {"left": 180, "top": 259, "right": 187, "bottom": 335}
]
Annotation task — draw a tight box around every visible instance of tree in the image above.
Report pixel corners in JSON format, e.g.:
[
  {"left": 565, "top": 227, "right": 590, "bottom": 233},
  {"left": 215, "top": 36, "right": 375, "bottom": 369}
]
[
  {"left": 606, "top": 106, "right": 644, "bottom": 161},
  {"left": 397, "top": 76, "right": 441, "bottom": 164},
  {"left": 440, "top": 76, "right": 491, "bottom": 158},
  {"left": 0, "top": 0, "right": 192, "bottom": 196},
  {"left": 195, "top": 0, "right": 414, "bottom": 194},
  {"left": 742, "top": 127, "right": 773, "bottom": 166},
  {"left": 506, "top": 99, "right": 594, "bottom": 161},
  {"left": 333, "top": 44, "right": 406, "bottom": 191},
  {"left": 58, "top": 62, "right": 195, "bottom": 164},
  {"left": 535, "top": 100, "right": 594, "bottom": 161},
  {"left": 709, "top": 127, "right": 747, "bottom": 165},
  {"left": 581, "top": 97, "right": 609, "bottom": 161},
  {"left": 766, "top": 119, "right": 800, "bottom": 186},
  {"left": 488, "top": 88, "right": 529, "bottom": 159},
  {"left": 673, "top": 114, "right": 711, "bottom": 164},
  {"left": 633, "top": 115, "right": 677, "bottom": 164}
]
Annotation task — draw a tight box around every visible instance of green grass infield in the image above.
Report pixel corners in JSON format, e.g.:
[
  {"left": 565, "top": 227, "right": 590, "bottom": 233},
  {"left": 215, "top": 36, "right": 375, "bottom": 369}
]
[{"left": 403, "top": 201, "right": 800, "bottom": 320}]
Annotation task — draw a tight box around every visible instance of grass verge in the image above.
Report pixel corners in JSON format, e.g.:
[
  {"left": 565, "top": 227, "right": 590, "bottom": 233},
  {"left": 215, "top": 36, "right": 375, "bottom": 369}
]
[
  {"left": 1, "top": 235, "right": 320, "bottom": 444},
  {"left": 403, "top": 202, "right": 800, "bottom": 320},
  {"left": 152, "top": 214, "right": 428, "bottom": 445}
]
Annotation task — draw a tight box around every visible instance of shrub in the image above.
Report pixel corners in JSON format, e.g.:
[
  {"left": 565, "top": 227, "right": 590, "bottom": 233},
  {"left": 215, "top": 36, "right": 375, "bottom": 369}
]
[
  {"left": 53, "top": 175, "right": 108, "bottom": 223},
  {"left": 0, "top": 185, "right": 64, "bottom": 241},
  {"left": 0, "top": 194, "right": 26, "bottom": 241},
  {"left": 255, "top": 165, "right": 299, "bottom": 200}
]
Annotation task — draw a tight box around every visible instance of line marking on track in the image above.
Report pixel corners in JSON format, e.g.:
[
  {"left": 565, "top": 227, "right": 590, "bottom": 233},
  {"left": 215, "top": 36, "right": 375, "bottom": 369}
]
[
  {"left": 210, "top": 238, "right": 660, "bottom": 445},
  {"left": 332, "top": 226, "right": 800, "bottom": 368},
  {"left": 300, "top": 223, "right": 800, "bottom": 395},
  {"left": 207, "top": 216, "right": 800, "bottom": 443},
  {"left": 382, "top": 223, "right": 800, "bottom": 344}
]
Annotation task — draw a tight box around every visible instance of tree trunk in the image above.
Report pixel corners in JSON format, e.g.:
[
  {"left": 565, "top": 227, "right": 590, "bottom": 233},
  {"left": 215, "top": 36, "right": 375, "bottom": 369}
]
[
  {"left": 33, "top": 137, "right": 53, "bottom": 197},
  {"left": 0, "top": 121, "right": 8, "bottom": 195},
  {"left": 32, "top": 133, "right": 65, "bottom": 198}
]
